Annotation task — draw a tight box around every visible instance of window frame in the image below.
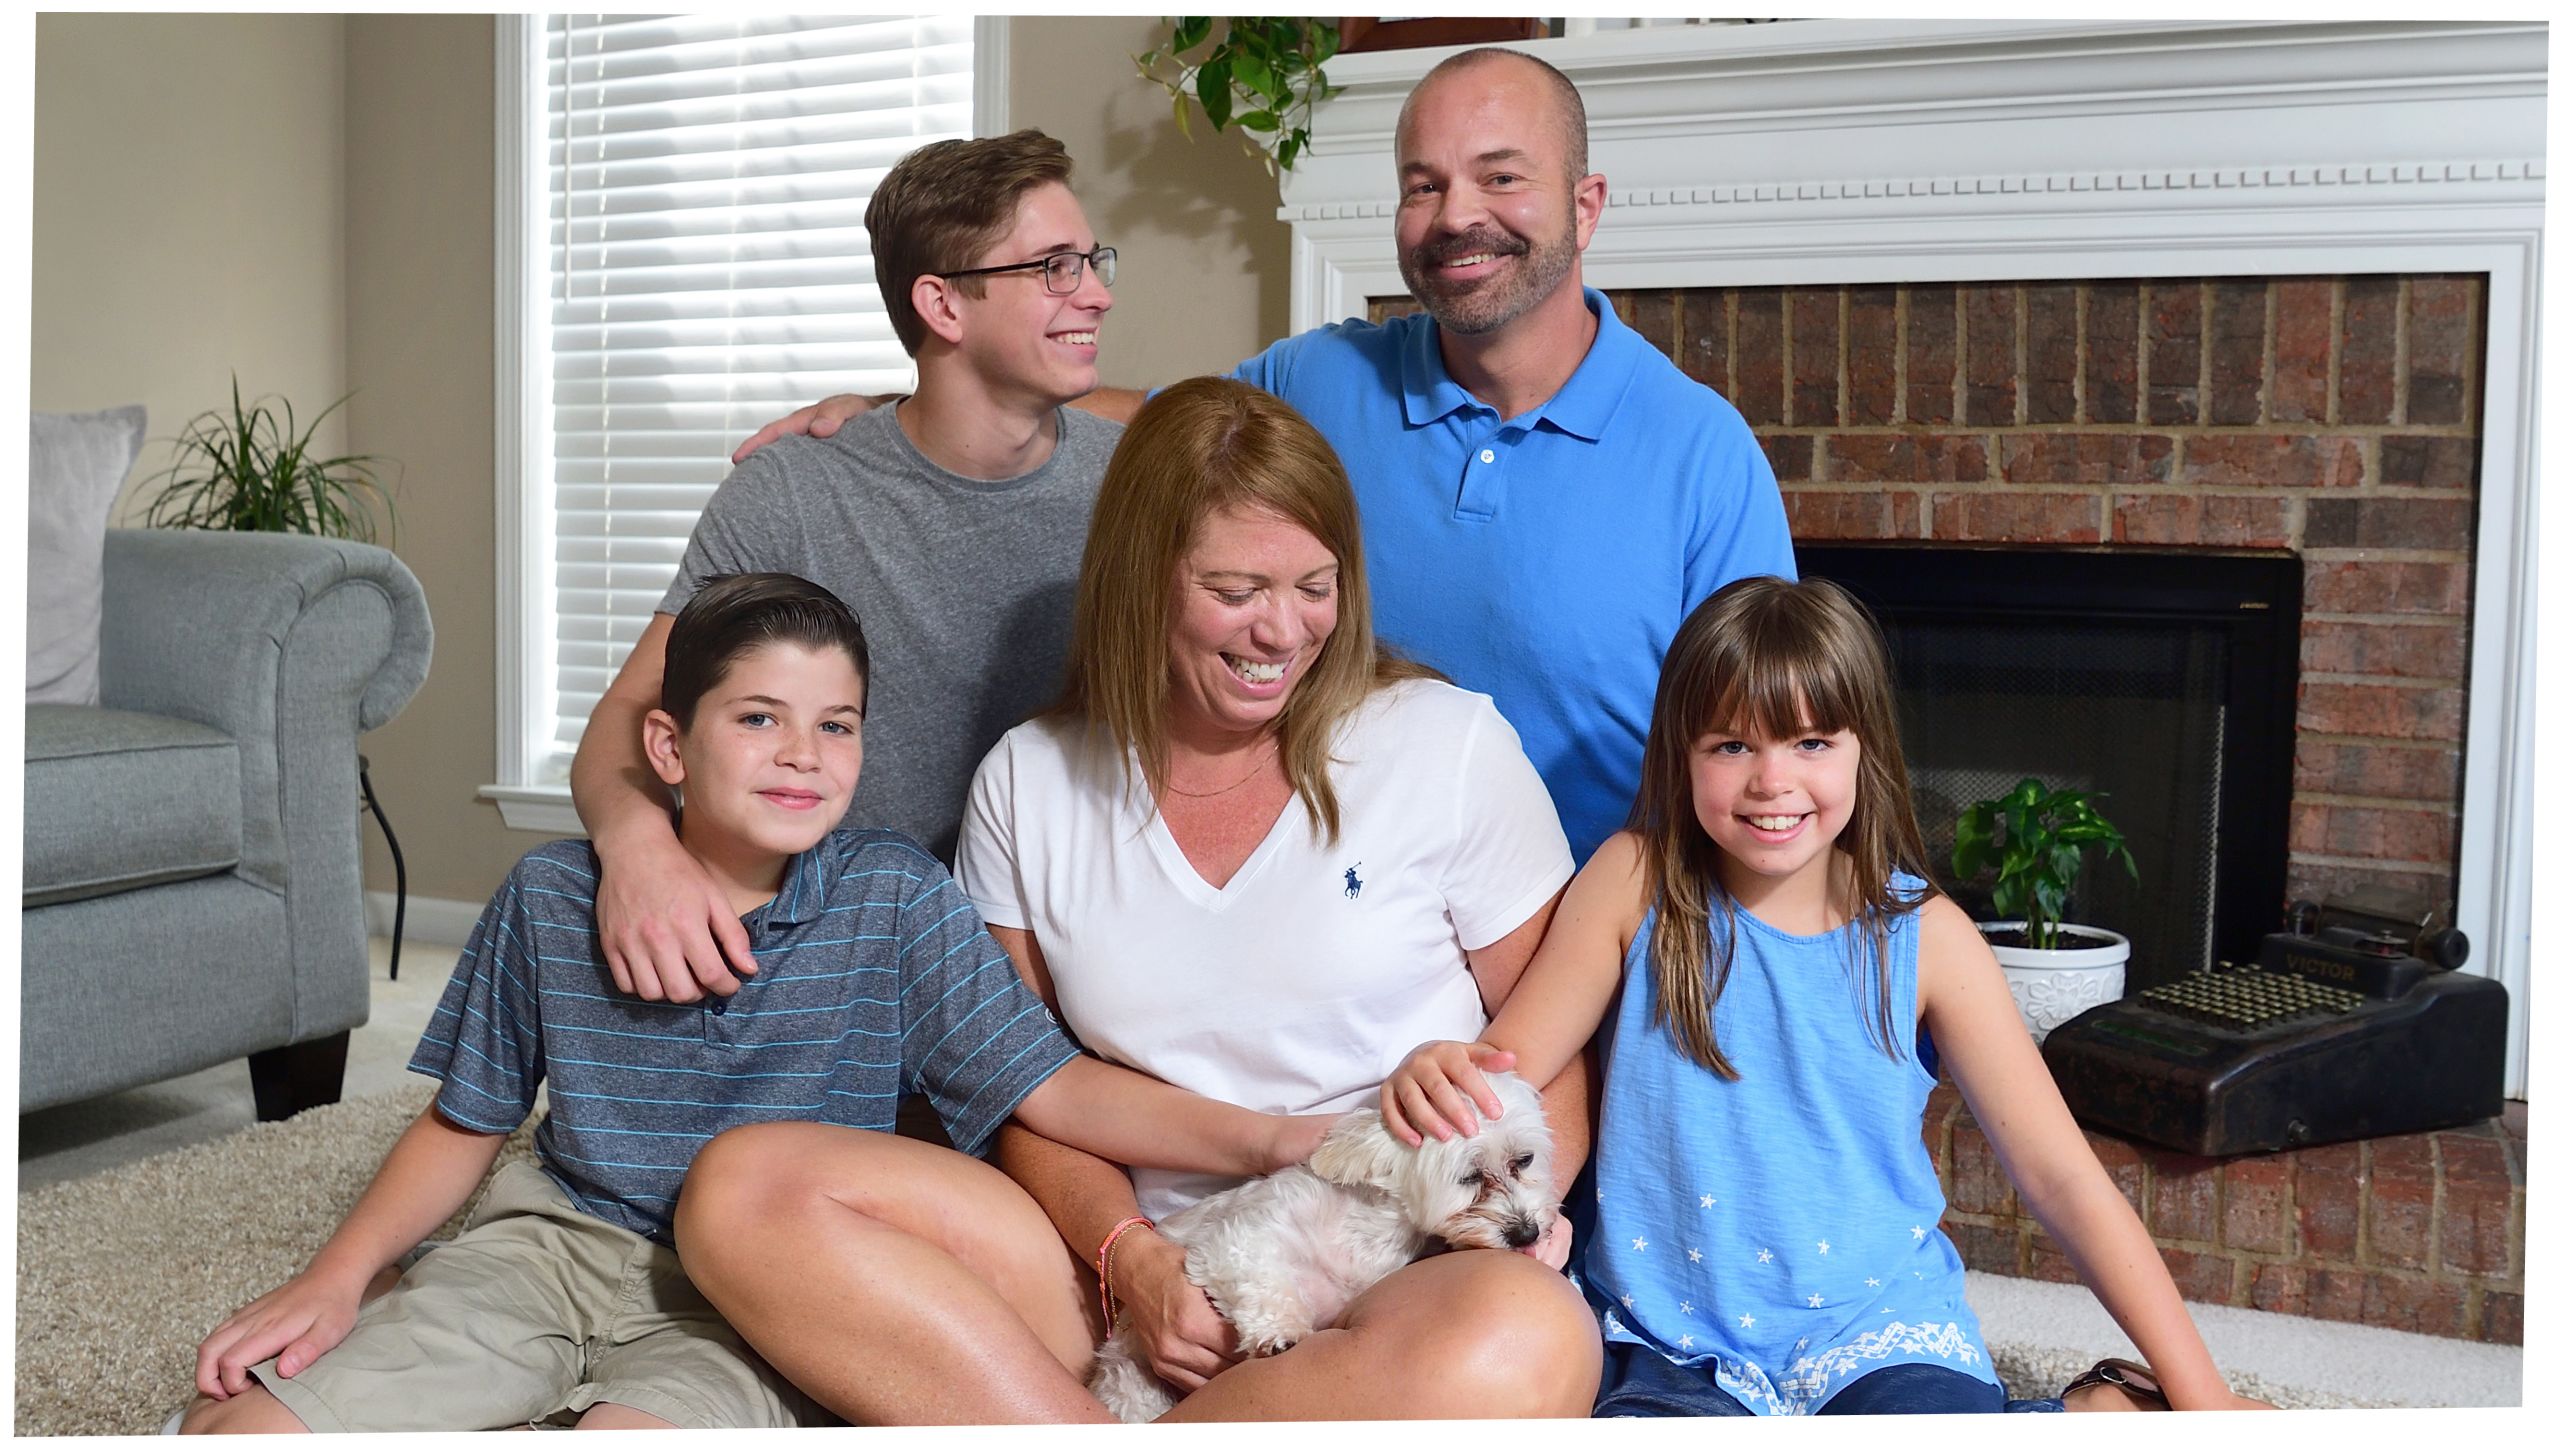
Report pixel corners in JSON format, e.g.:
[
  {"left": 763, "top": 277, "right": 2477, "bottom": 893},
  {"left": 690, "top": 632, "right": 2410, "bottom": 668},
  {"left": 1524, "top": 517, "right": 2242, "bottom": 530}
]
[{"left": 483, "top": 12, "right": 1010, "bottom": 832}]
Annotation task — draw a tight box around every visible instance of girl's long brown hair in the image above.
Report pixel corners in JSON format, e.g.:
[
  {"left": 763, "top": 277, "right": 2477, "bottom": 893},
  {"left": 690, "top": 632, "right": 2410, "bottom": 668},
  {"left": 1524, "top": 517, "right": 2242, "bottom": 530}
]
[
  {"left": 1628, "top": 575, "right": 1934, "bottom": 1078},
  {"left": 1052, "top": 376, "right": 1432, "bottom": 843}
]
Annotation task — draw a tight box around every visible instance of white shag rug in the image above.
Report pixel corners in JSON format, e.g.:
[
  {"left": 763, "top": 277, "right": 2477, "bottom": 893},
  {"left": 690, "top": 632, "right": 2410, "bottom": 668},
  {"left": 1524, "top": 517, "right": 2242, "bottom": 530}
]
[
  {"left": 14, "top": 1086, "right": 534, "bottom": 1436},
  {"left": 16, "top": 1085, "right": 2373, "bottom": 1434}
]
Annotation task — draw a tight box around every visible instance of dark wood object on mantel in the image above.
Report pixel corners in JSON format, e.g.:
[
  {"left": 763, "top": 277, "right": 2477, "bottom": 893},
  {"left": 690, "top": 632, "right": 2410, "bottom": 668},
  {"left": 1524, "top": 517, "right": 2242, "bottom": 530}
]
[{"left": 1338, "top": 17, "right": 1545, "bottom": 53}]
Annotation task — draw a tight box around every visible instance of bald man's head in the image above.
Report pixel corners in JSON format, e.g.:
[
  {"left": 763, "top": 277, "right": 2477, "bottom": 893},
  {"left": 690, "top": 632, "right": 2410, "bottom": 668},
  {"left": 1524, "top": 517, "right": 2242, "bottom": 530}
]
[{"left": 1398, "top": 47, "right": 1589, "bottom": 184}]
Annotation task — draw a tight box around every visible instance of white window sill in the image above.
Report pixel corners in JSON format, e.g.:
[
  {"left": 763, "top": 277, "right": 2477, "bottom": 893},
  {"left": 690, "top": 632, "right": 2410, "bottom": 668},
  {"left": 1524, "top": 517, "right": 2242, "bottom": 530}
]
[{"left": 479, "top": 783, "right": 587, "bottom": 835}]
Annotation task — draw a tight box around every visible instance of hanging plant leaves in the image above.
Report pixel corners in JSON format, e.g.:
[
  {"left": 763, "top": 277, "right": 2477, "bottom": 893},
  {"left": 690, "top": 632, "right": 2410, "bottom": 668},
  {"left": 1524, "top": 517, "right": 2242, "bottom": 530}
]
[{"left": 1131, "top": 15, "right": 1344, "bottom": 175}]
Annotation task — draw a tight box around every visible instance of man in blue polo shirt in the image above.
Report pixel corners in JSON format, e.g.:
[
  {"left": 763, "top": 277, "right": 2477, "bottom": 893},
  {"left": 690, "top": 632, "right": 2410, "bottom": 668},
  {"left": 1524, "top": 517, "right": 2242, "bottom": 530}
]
[
  {"left": 1227, "top": 51, "right": 1793, "bottom": 859},
  {"left": 742, "top": 47, "right": 1794, "bottom": 865}
]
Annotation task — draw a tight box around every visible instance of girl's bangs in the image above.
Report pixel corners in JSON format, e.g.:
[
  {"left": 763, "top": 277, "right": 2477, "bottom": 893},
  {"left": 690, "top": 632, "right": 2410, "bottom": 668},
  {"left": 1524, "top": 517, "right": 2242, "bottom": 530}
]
[{"left": 1699, "top": 640, "right": 1861, "bottom": 741}]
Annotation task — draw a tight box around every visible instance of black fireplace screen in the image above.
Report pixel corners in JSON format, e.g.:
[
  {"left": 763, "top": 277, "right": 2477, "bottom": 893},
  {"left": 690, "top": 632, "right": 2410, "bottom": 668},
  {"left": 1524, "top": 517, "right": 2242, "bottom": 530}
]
[{"left": 1795, "top": 544, "right": 2300, "bottom": 992}]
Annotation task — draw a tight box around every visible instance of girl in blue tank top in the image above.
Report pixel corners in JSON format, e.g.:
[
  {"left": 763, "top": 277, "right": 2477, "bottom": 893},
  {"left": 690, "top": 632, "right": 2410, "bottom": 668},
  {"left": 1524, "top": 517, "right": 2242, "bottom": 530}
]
[{"left": 1383, "top": 576, "right": 2260, "bottom": 1415}]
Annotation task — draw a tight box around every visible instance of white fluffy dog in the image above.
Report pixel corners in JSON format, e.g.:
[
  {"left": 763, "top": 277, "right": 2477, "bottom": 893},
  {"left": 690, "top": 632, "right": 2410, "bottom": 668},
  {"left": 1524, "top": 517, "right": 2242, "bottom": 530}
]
[{"left": 1084, "top": 1071, "right": 1556, "bottom": 1422}]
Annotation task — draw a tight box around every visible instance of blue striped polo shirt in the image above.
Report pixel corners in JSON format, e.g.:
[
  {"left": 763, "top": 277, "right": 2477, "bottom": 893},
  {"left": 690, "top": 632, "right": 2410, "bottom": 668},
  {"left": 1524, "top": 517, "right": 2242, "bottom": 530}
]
[{"left": 410, "top": 827, "right": 1081, "bottom": 1244}]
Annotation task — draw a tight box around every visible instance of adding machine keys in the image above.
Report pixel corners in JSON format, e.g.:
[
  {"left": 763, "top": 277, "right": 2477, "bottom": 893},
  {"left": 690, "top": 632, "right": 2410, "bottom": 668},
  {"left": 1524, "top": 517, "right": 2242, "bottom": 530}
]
[{"left": 2039, "top": 884, "right": 2507, "bottom": 1156}]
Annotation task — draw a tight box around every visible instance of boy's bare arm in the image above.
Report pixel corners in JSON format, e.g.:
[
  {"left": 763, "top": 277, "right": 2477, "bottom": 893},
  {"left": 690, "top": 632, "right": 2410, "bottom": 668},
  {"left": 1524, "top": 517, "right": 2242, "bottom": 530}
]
[
  {"left": 1075, "top": 386, "right": 1146, "bottom": 423},
  {"left": 194, "top": 1102, "right": 510, "bottom": 1399},
  {"left": 729, "top": 385, "right": 1150, "bottom": 463},
  {"left": 1010, "top": 1056, "right": 1332, "bottom": 1178},
  {"left": 569, "top": 611, "right": 756, "bottom": 1003}
]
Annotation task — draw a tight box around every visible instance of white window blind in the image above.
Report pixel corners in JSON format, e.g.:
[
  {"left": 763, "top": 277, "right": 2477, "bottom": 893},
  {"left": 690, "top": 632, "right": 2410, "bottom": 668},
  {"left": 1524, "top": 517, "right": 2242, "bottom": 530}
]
[{"left": 538, "top": 12, "right": 971, "bottom": 768}]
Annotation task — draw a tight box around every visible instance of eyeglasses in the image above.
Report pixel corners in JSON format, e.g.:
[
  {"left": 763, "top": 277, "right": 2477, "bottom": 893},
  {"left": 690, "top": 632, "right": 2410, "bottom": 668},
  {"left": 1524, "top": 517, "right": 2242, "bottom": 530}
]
[{"left": 935, "top": 246, "right": 1116, "bottom": 295}]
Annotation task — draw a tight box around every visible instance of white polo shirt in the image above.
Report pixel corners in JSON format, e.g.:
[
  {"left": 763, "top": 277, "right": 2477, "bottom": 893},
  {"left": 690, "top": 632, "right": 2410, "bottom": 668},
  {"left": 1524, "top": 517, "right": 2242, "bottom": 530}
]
[{"left": 955, "top": 678, "right": 1575, "bottom": 1218}]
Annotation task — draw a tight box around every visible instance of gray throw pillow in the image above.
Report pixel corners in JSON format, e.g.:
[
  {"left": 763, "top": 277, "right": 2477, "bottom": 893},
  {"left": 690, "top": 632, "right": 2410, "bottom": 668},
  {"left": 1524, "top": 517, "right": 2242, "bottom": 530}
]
[{"left": 28, "top": 405, "right": 148, "bottom": 705}]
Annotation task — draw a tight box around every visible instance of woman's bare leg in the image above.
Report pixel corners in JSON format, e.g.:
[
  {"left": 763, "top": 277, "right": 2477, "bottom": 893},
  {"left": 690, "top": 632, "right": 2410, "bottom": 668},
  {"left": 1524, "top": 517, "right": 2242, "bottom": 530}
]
[
  {"left": 177, "top": 1389, "right": 308, "bottom": 1435},
  {"left": 675, "top": 1122, "right": 1110, "bottom": 1426},
  {"left": 1161, "top": 1248, "right": 1601, "bottom": 1421},
  {"left": 573, "top": 1403, "right": 675, "bottom": 1428}
]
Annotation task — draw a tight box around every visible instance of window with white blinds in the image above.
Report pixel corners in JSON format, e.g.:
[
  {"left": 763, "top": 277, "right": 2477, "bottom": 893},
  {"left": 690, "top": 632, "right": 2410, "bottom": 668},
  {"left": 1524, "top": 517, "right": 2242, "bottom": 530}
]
[{"left": 512, "top": 12, "right": 975, "bottom": 802}]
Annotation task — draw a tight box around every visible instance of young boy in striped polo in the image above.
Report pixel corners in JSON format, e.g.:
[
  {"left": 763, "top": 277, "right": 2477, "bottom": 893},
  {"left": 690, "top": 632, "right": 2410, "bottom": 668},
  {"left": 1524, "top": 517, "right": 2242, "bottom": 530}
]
[{"left": 178, "top": 574, "right": 1331, "bottom": 1433}]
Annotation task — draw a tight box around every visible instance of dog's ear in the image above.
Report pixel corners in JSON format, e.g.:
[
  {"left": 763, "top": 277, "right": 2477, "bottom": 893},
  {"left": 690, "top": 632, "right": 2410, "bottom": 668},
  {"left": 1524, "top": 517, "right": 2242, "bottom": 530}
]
[{"left": 1308, "top": 1108, "right": 1410, "bottom": 1191}]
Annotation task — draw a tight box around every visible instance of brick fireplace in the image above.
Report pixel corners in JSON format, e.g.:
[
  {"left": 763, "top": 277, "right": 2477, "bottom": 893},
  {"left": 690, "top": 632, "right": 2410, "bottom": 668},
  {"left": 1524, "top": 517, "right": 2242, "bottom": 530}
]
[
  {"left": 1304, "top": 19, "right": 2540, "bottom": 1344},
  {"left": 1289, "top": 24, "right": 2539, "bottom": 1066},
  {"left": 1620, "top": 274, "right": 2483, "bottom": 920}
]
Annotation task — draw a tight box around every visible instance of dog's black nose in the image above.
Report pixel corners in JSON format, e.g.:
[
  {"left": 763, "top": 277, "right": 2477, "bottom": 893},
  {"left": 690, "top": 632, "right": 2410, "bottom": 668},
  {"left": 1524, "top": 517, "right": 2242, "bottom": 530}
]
[{"left": 1505, "top": 1220, "right": 1543, "bottom": 1249}]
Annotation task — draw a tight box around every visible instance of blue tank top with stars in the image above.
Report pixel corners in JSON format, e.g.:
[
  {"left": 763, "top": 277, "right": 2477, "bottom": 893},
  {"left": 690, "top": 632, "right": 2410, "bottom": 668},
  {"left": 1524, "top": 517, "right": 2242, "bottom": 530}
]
[{"left": 1570, "top": 879, "right": 1999, "bottom": 1415}]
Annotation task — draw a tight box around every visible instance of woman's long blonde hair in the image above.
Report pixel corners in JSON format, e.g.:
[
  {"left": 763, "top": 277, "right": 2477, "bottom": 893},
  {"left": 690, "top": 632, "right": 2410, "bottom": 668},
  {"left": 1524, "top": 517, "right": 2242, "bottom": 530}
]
[
  {"left": 1052, "top": 376, "right": 1431, "bottom": 843},
  {"left": 1629, "top": 575, "right": 1934, "bottom": 1078}
]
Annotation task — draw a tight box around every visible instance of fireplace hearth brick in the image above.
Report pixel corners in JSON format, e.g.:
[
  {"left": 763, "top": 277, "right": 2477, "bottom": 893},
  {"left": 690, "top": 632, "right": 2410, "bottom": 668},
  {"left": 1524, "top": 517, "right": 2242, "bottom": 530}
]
[
  {"left": 2339, "top": 278, "right": 2401, "bottom": 425},
  {"left": 2208, "top": 280, "right": 2270, "bottom": 426},
  {"left": 1921, "top": 1084, "right": 2524, "bottom": 1342},
  {"left": 1965, "top": 285, "right": 2020, "bottom": 425},
  {"left": 2267, "top": 278, "right": 2331, "bottom": 424},
  {"left": 2293, "top": 739, "right": 2462, "bottom": 804},
  {"left": 2112, "top": 492, "right": 2287, "bottom": 547},
  {"left": 1579, "top": 274, "right": 2487, "bottom": 914},
  {"left": 2145, "top": 281, "right": 2204, "bottom": 425},
  {"left": 2297, "top": 619, "right": 2469, "bottom": 683}
]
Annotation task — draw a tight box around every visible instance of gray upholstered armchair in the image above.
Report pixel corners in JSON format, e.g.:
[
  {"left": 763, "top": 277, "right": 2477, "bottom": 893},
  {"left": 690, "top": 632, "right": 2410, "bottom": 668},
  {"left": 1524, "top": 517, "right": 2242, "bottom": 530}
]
[{"left": 19, "top": 529, "right": 433, "bottom": 1117}]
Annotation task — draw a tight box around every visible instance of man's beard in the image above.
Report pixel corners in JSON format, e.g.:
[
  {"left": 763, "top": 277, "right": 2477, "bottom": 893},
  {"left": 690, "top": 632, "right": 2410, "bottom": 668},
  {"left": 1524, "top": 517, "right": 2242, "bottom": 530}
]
[{"left": 1398, "top": 219, "right": 1577, "bottom": 337}]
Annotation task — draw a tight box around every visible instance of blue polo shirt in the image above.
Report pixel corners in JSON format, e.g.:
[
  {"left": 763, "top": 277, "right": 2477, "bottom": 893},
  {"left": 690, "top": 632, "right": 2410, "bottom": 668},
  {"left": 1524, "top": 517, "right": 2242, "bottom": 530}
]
[
  {"left": 411, "top": 828, "right": 1080, "bottom": 1244},
  {"left": 1232, "top": 288, "right": 1797, "bottom": 861}
]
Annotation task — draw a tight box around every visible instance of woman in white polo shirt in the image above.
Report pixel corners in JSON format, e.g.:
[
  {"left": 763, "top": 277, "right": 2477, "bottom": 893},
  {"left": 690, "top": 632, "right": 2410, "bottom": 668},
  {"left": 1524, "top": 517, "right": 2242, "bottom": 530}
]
[{"left": 952, "top": 376, "right": 1600, "bottom": 1419}]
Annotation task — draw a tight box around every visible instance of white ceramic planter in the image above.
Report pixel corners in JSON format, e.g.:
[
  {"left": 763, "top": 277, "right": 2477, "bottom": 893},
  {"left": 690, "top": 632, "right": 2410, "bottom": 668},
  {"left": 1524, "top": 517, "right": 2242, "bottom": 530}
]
[{"left": 1981, "top": 922, "right": 2131, "bottom": 1043}]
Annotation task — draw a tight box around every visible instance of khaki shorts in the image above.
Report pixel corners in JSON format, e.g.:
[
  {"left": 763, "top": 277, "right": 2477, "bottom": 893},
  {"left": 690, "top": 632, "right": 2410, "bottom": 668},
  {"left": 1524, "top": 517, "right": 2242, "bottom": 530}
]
[{"left": 252, "top": 1161, "right": 833, "bottom": 1430}]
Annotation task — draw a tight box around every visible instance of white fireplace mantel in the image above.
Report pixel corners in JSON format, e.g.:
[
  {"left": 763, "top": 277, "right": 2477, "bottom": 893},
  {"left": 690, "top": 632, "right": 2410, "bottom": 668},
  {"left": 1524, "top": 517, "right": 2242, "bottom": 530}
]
[{"left": 1279, "top": 19, "right": 2544, "bottom": 1095}]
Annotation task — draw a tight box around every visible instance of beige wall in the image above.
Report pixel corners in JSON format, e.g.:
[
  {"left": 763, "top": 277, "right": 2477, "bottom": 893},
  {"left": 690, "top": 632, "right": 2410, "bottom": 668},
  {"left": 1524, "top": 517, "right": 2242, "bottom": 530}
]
[
  {"left": 1007, "top": 16, "right": 1293, "bottom": 386},
  {"left": 340, "top": 15, "right": 510, "bottom": 907},
  {"left": 34, "top": 15, "right": 1301, "bottom": 911},
  {"left": 31, "top": 13, "right": 349, "bottom": 517}
]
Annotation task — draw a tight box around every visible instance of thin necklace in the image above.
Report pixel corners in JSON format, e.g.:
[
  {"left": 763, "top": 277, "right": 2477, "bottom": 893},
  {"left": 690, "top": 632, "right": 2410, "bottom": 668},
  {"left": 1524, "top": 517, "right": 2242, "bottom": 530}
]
[{"left": 1162, "top": 744, "right": 1277, "bottom": 799}]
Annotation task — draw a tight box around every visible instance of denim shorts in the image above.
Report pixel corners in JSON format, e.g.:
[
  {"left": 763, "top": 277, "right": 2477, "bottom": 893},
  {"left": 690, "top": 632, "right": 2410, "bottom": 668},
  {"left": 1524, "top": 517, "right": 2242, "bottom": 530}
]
[{"left": 1592, "top": 1342, "right": 2059, "bottom": 1417}]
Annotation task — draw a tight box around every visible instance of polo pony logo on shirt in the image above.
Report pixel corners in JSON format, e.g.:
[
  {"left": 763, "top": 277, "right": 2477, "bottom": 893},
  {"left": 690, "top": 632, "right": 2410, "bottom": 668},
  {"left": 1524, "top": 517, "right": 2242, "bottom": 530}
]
[{"left": 1343, "top": 863, "right": 1364, "bottom": 899}]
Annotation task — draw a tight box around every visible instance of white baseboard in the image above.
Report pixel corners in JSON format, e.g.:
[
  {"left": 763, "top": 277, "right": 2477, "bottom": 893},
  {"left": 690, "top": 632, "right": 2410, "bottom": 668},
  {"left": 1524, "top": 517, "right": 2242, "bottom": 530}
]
[{"left": 364, "top": 892, "right": 486, "bottom": 949}]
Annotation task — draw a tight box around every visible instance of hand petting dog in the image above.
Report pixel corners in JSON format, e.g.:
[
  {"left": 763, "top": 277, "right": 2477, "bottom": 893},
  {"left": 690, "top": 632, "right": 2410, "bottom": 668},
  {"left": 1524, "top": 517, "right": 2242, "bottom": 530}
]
[{"left": 1382, "top": 1038, "right": 1524, "bottom": 1145}]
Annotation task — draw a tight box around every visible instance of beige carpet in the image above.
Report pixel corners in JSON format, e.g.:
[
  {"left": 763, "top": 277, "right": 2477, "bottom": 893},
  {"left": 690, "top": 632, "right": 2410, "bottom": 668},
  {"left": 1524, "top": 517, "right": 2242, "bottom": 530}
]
[
  {"left": 17, "top": 1085, "right": 2360, "bottom": 1434},
  {"left": 14, "top": 1085, "right": 532, "bottom": 1436}
]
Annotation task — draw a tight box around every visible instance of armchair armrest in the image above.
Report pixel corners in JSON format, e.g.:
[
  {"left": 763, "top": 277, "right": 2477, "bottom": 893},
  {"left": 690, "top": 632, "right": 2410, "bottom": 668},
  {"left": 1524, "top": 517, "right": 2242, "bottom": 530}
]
[
  {"left": 99, "top": 530, "right": 432, "bottom": 738},
  {"left": 96, "top": 529, "right": 434, "bottom": 1039}
]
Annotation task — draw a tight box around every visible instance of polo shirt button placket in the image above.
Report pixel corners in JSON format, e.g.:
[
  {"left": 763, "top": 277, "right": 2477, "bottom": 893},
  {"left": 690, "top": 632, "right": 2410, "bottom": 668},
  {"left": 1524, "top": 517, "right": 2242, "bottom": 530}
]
[{"left": 1455, "top": 428, "right": 1506, "bottom": 521}]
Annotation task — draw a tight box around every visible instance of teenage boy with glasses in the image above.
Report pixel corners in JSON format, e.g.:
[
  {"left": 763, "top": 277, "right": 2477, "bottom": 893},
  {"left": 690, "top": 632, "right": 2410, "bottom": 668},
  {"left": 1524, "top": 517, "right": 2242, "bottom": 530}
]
[{"left": 569, "top": 129, "right": 1124, "bottom": 1005}]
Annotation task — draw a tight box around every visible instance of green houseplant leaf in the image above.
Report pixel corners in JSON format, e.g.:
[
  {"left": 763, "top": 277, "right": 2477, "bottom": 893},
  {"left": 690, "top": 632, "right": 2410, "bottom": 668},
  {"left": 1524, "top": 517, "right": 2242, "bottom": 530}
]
[
  {"left": 140, "top": 376, "right": 399, "bottom": 545},
  {"left": 1953, "top": 778, "right": 2139, "bottom": 949},
  {"left": 1133, "top": 16, "right": 1344, "bottom": 177}
]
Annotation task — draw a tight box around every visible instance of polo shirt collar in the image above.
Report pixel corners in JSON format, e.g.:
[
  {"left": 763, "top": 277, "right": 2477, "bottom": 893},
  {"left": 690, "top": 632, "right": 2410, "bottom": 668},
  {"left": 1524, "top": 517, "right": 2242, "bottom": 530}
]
[
  {"left": 1396, "top": 286, "right": 1642, "bottom": 440},
  {"left": 755, "top": 828, "right": 834, "bottom": 931}
]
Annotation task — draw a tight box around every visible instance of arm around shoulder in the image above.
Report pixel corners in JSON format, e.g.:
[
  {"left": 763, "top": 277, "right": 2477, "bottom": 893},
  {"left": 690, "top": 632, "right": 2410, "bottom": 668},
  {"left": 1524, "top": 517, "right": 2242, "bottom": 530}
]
[
  {"left": 1071, "top": 386, "right": 1147, "bottom": 424},
  {"left": 569, "top": 611, "right": 756, "bottom": 1001}
]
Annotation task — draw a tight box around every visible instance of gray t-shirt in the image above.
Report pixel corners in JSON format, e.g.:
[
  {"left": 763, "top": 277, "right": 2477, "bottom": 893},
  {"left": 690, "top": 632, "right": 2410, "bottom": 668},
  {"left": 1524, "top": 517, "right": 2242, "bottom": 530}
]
[{"left": 661, "top": 402, "right": 1119, "bottom": 859}]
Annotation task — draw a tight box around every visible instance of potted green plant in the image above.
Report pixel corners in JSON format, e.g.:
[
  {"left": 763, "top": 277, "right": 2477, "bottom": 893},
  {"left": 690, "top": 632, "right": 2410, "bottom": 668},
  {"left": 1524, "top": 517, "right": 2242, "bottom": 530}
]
[
  {"left": 140, "top": 377, "right": 397, "bottom": 543},
  {"left": 1134, "top": 17, "right": 1343, "bottom": 177},
  {"left": 1952, "top": 778, "right": 2139, "bottom": 1041}
]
